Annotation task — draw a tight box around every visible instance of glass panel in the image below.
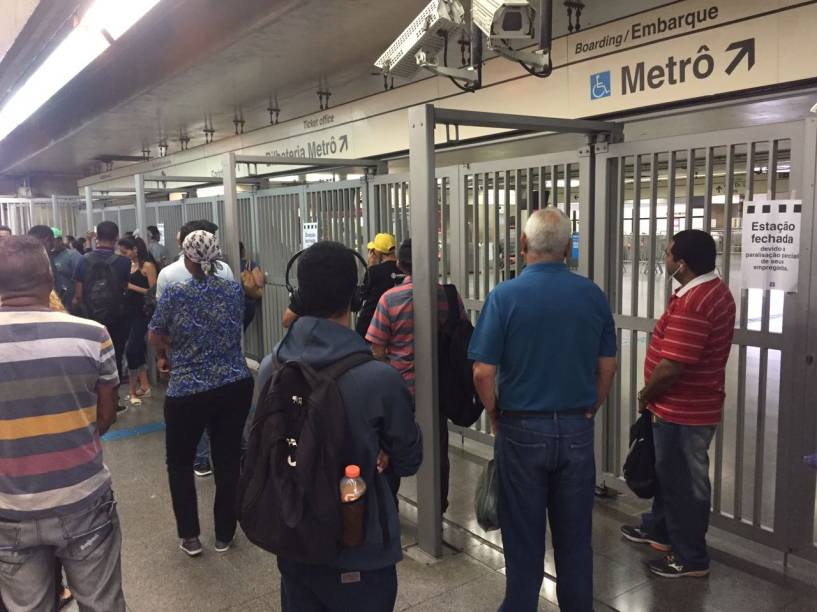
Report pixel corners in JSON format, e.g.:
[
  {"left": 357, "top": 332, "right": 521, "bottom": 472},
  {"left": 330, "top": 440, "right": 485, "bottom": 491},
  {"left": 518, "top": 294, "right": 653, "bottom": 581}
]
[{"left": 621, "top": 156, "right": 635, "bottom": 317}]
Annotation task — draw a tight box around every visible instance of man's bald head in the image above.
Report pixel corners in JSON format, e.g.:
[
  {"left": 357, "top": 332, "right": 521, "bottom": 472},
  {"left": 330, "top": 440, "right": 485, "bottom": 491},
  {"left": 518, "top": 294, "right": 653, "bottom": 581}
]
[{"left": 0, "top": 236, "right": 53, "bottom": 300}]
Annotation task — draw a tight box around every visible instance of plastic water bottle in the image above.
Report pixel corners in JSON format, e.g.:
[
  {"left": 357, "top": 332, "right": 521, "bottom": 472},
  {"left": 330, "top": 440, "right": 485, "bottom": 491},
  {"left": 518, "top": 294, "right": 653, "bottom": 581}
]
[{"left": 340, "top": 465, "right": 367, "bottom": 547}]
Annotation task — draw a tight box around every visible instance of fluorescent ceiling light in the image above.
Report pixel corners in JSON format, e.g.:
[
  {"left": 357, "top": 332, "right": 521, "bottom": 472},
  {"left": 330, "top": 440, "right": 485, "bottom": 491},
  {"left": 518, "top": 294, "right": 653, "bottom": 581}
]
[{"left": 0, "top": 0, "right": 161, "bottom": 142}]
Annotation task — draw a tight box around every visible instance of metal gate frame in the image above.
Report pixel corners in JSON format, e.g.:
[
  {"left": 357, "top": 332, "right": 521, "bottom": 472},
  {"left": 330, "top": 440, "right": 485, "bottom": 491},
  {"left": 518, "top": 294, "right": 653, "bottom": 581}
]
[{"left": 595, "top": 120, "right": 817, "bottom": 563}]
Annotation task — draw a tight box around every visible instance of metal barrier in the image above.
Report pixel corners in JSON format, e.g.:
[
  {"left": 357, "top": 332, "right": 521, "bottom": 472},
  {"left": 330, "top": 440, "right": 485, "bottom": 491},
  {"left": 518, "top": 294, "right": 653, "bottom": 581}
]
[{"left": 597, "top": 121, "right": 817, "bottom": 562}]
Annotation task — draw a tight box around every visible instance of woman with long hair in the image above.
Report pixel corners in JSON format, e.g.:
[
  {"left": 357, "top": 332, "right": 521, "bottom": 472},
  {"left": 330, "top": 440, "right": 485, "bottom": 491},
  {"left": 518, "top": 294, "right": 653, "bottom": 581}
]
[
  {"left": 148, "top": 230, "right": 252, "bottom": 556},
  {"left": 118, "top": 236, "right": 157, "bottom": 406}
]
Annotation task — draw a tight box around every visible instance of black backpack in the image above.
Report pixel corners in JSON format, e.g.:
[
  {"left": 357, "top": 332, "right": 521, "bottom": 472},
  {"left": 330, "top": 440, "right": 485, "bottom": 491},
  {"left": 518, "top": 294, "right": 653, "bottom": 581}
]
[
  {"left": 82, "top": 252, "right": 125, "bottom": 325},
  {"left": 623, "top": 412, "right": 657, "bottom": 499},
  {"left": 438, "top": 284, "right": 484, "bottom": 428},
  {"left": 237, "top": 352, "right": 372, "bottom": 563}
]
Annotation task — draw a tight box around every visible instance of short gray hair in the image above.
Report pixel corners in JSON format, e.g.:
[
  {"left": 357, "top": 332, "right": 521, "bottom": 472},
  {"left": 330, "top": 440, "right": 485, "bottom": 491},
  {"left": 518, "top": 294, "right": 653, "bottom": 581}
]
[{"left": 524, "top": 207, "right": 571, "bottom": 256}]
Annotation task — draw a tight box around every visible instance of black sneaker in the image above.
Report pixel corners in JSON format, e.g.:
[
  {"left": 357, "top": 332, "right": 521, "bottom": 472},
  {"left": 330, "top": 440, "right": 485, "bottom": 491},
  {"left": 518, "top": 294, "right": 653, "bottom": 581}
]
[
  {"left": 179, "top": 537, "right": 203, "bottom": 557},
  {"left": 214, "top": 539, "right": 233, "bottom": 553},
  {"left": 647, "top": 554, "right": 709, "bottom": 578},
  {"left": 194, "top": 464, "right": 213, "bottom": 478},
  {"left": 621, "top": 525, "right": 671, "bottom": 552}
]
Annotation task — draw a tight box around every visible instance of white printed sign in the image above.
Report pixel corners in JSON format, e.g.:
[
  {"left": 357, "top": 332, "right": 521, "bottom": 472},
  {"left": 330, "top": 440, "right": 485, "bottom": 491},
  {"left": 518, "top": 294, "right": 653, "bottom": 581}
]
[
  {"left": 741, "top": 200, "right": 802, "bottom": 292},
  {"left": 157, "top": 222, "right": 166, "bottom": 246},
  {"left": 302, "top": 222, "right": 319, "bottom": 249}
]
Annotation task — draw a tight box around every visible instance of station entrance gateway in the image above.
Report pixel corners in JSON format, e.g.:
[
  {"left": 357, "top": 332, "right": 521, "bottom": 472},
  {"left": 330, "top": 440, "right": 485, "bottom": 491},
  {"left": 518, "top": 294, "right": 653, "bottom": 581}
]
[{"left": 71, "top": 105, "right": 817, "bottom": 571}]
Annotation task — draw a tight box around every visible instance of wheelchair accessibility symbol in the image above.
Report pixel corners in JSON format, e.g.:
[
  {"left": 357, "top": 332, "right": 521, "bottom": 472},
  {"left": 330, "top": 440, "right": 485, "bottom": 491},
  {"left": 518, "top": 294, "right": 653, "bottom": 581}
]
[{"left": 590, "top": 71, "right": 611, "bottom": 100}]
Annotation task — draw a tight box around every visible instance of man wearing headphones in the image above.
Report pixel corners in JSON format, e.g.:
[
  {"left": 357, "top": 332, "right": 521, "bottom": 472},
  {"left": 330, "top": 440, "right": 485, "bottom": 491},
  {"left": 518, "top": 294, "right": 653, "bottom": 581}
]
[{"left": 257, "top": 241, "right": 422, "bottom": 611}]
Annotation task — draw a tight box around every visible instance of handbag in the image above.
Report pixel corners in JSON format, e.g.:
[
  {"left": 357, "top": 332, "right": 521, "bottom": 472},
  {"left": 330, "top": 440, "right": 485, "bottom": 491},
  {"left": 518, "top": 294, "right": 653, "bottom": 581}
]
[
  {"left": 623, "top": 412, "right": 657, "bottom": 499},
  {"left": 475, "top": 459, "right": 500, "bottom": 531}
]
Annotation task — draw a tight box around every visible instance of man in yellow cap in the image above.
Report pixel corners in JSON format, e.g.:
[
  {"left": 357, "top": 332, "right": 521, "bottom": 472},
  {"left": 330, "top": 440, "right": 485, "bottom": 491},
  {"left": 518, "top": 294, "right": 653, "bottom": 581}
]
[{"left": 355, "top": 233, "right": 400, "bottom": 337}]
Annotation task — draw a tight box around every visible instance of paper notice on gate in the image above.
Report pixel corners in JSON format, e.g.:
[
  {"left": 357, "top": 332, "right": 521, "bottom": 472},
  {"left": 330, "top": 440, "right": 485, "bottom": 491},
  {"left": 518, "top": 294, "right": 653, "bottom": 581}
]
[
  {"left": 740, "top": 200, "right": 802, "bottom": 292},
  {"left": 302, "top": 222, "right": 318, "bottom": 249}
]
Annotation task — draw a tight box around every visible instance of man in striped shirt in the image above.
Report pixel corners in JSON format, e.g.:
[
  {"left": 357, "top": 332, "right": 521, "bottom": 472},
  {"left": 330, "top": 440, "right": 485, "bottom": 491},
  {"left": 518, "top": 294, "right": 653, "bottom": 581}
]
[
  {"left": 365, "top": 239, "right": 464, "bottom": 512},
  {"left": 622, "top": 230, "right": 736, "bottom": 579},
  {"left": 0, "top": 236, "right": 125, "bottom": 611}
]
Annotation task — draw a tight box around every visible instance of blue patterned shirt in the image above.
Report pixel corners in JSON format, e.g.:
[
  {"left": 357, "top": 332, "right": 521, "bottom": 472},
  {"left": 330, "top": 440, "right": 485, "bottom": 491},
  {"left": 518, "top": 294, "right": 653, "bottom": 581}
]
[{"left": 149, "top": 276, "right": 250, "bottom": 397}]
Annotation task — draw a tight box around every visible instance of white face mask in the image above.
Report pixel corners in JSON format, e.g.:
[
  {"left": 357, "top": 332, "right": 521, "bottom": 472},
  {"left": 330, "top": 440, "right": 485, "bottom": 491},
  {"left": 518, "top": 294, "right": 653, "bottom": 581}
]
[{"left": 669, "top": 263, "right": 683, "bottom": 283}]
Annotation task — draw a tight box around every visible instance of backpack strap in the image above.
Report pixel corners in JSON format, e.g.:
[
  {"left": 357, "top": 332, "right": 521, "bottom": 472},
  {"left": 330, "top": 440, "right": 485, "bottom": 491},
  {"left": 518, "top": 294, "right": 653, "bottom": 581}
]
[
  {"left": 320, "top": 351, "right": 373, "bottom": 381},
  {"left": 442, "top": 284, "right": 460, "bottom": 331}
]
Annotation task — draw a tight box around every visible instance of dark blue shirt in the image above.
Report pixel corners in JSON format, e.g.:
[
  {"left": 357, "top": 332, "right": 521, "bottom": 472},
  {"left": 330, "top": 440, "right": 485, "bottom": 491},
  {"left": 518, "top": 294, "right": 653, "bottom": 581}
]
[
  {"left": 468, "top": 262, "right": 617, "bottom": 412},
  {"left": 149, "top": 276, "right": 250, "bottom": 397}
]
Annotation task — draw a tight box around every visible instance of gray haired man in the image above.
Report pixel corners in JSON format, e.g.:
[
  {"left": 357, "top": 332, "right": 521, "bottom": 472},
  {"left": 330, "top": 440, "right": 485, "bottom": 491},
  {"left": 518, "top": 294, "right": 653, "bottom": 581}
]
[{"left": 469, "top": 208, "right": 618, "bottom": 611}]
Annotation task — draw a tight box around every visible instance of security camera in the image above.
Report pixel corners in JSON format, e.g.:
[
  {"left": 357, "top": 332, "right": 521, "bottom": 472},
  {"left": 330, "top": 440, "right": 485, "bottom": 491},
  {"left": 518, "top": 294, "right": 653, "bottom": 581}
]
[
  {"left": 473, "top": 0, "right": 553, "bottom": 74},
  {"left": 473, "top": 0, "right": 535, "bottom": 41},
  {"left": 374, "top": 0, "right": 471, "bottom": 81}
]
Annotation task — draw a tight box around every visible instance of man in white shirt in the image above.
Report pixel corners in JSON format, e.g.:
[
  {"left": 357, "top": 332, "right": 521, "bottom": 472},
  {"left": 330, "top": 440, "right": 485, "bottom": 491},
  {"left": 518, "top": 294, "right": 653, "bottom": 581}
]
[{"left": 156, "top": 220, "right": 234, "bottom": 299}]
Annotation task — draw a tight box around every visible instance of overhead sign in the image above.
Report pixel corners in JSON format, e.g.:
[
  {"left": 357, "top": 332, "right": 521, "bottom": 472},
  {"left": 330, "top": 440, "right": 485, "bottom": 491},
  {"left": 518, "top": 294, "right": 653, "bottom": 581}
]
[
  {"left": 741, "top": 200, "right": 802, "bottom": 292},
  {"left": 82, "top": 1, "right": 817, "bottom": 190},
  {"left": 302, "top": 222, "right": 318, "bottom": 249}
]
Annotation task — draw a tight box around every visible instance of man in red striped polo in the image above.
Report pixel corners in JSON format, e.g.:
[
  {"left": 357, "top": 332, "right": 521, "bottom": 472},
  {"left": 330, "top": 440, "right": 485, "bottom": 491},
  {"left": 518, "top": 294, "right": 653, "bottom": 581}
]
[{"left": 621, "top": 229, "right": 736, "bottom": 578}]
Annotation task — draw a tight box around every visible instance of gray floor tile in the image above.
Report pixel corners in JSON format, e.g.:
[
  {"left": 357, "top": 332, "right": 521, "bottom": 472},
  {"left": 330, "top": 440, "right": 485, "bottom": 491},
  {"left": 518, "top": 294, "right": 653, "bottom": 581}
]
[
  {"left": 403, "top": 571, "right": 558, "bottom": 612},
  {"left": 783, "top": 596, "right": 817, "bottom": 612},
  {"left": 395, "top": 552, "right": 494, "bottom": 611}
]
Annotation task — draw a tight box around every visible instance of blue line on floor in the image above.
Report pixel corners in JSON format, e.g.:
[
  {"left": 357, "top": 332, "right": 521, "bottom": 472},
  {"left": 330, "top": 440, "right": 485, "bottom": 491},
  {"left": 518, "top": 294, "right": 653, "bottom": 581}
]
[{"left": 102, "top": 421, "right": 165, "bottom": 442}]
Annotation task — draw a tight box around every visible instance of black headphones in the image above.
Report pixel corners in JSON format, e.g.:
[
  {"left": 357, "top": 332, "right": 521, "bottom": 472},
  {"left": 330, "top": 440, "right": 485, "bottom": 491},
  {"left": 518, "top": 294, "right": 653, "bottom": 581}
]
[{"left": 285, "top": 247, "right": 367, "bottom": 315}]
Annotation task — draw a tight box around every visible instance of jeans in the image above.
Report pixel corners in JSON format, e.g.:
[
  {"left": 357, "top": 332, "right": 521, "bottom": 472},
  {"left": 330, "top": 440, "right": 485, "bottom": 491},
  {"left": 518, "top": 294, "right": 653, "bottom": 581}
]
[
  {"left": 0, "top": 490, "right": 125, "bottom": 612},
  {"left": 640, "top": 420, "right": 716, "bottom": 568},
  {"left": 278, "top": 558, "right": 397, "bottom": 612},
  {"left": 164, "top": 377, "right": 253, "bottom": 541},
  {"left": 385, "top": 407, "right": 449, "bottom": 513},
  {"left": 124, "top": 313, "right": 149, "bottom": 372},
  {"left": 106, "top": 318, "right": 130, "bottom": 383},
  {"left": 496, "top": 412, "right": 595, "bottom": 612}
]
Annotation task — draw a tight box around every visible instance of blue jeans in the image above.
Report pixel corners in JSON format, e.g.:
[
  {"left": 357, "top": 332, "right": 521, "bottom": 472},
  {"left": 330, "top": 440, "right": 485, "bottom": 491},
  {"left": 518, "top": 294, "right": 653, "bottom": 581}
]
[
  {"left": 496, "top": 412, "right": 595, "bottom": 612},
  {"left": 278, "top": 558, "right": 397, "bottom": 612},
  {"left": 641, "top": 420, "right": 716, "bottom": 568}
]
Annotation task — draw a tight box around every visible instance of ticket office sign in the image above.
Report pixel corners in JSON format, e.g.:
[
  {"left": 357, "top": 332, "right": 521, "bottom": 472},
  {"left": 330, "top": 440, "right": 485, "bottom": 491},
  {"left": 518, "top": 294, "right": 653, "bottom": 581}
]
[{"left": 741, "top": 200, "right": 802, "bottom": 292}]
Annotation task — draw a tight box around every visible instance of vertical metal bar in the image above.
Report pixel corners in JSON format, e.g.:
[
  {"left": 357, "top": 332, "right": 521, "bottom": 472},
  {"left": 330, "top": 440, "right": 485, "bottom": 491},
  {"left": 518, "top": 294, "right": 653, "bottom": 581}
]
[
  {"left": 482, "top": 173, "right": 489, "bottom": 299},
  {"left": 632, "top": 156, "right": 642, "bottom": 316},
  {"left": 504, "top": 170, "right": 511, "bottom": 279},
  {"left": 492, "top": 171, "right": 500, "bottom": 288},
  {"left": 473, "top": 173, "right": 480, "bottom": 299},
  {"left": 84, "top": 186, "right": 94, "bottom": 236},
  {"left": 409, "top": 104, "right": 442, "bottom": 557},
  {"left": 723, "top": 146, "right": 735, "bottom": 285},
  {"left": 134, "top": 174, "right": 148, "bottom": 245},
  {"left": 51, "top": 194, "right": 58, "bottom": 229},
  {"left": 665, "top": 151, "right": 677, "bottom": 304},
  {"left": 221, "top": 152, "right": 241, "bottom": 276},
  {"left": 734, "top": 141, "right": 754, "bottom": 521},
  {"left": 647, "top": 153, "right": 658, "bottom": 318},
  {"left": 686, "top": 148, "right": 695, "bottom": 229},
  {"left": 578, "top": 144, "right": 594, "bottom": 278},
  {"left": 703, "top": 146, "right": 713, "bottom": 233}
]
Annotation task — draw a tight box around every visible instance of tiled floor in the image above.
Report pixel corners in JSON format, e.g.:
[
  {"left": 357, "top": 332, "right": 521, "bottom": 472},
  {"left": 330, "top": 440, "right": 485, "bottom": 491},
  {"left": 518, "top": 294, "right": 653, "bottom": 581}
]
[{"left": 59, "top": 388, "right": 817, "bottom": 611}]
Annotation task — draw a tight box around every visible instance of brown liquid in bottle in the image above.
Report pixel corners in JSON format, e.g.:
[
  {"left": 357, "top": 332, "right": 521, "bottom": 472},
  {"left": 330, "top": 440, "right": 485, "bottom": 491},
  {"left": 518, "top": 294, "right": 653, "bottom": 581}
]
[{"left": 340, "top": 465, "right": 367, "bottom": 547}]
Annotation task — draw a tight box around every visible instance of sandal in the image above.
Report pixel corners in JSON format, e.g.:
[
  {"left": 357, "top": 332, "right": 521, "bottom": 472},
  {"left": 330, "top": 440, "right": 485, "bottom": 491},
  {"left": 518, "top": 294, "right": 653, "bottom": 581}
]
[
  {"left": 129, "top": 397, "right": 142, "bottom": 407},
  {"left": 136, "top": 387, "right": 151, "bottom": 399}
]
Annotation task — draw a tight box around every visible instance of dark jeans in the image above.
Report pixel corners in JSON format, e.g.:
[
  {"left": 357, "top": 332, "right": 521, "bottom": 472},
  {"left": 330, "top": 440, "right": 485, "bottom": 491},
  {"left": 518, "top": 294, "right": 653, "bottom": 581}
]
[
  {"left": 164, "top": 377, "right": 253, "bottom": 541},
  {"left": 105, "top": 318, "right": 129, "bottom": 383},
  {"left": 278, "top": 558, "right": 397, "bottom": 612},
  {"left": 386, "top": 407, "right": 449, "bottom": 514},
  {"left": 640, "top": 420, "right": 716, "bottom": 568},
  {"left": 496, "top": 412, "right": 595, "bottom": 612},
  {"left": 195, "top": 406, "right": 255, "bottom": 468},
  {"left": 124, "top": 313, "right": 149, "bottom": 372}
]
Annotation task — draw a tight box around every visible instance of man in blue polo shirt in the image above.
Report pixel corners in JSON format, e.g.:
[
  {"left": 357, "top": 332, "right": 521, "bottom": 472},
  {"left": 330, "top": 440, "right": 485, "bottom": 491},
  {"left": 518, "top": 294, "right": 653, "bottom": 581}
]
[{"left": 469, "top": 207, "right": 617, "bottom": 612}]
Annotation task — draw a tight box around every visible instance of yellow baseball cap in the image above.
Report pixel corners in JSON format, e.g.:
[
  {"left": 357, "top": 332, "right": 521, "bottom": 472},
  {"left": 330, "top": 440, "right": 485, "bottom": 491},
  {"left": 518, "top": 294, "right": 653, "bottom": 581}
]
[{"left": 367, "top": 233, "right": 396, "bottom": 254}]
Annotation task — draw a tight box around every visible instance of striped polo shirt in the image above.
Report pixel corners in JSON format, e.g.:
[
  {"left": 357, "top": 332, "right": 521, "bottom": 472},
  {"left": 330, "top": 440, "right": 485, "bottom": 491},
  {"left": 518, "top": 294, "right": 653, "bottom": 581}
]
[
  {"left": 0, "top": 308, "right": 118, "bottom": 520},
  {"left": 365, "top": 277, "right": 463, "bottom": 394},
  {"left": 644, "top": 273, "right": 736, "bottom": 426}
]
